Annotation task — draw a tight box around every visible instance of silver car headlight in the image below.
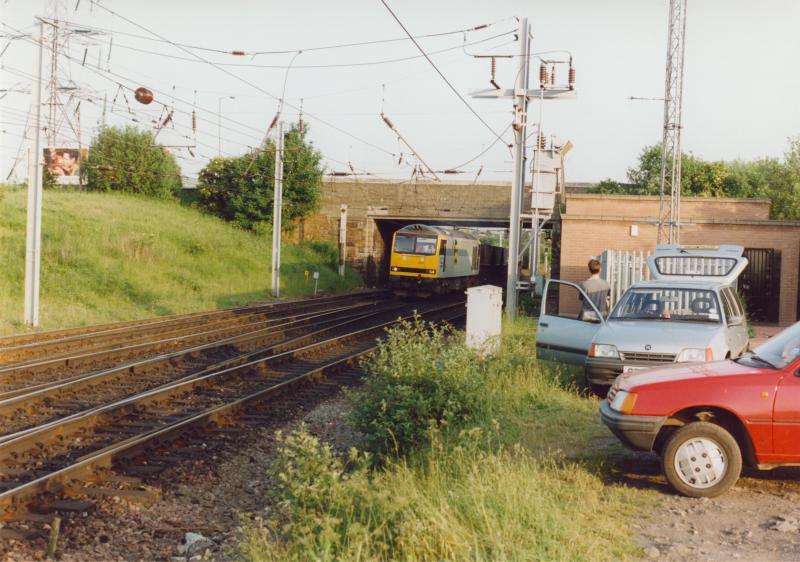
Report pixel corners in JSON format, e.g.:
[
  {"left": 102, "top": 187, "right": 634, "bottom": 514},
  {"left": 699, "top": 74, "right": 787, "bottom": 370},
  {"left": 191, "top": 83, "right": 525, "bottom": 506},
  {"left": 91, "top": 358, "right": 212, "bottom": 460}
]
[
  {"left": 590, "top": 343, "right": 619, "bottom": 359},
  {"left": 676, "top": 347, "right": 712, "bottom": 362}
]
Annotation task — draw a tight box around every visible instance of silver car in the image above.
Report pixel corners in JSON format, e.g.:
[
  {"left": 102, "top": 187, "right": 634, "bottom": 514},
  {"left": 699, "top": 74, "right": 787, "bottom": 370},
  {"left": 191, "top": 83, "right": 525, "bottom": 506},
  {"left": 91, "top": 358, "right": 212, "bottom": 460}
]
[{"left": 536, "top": 245, "right": 750, "bottom": 394}]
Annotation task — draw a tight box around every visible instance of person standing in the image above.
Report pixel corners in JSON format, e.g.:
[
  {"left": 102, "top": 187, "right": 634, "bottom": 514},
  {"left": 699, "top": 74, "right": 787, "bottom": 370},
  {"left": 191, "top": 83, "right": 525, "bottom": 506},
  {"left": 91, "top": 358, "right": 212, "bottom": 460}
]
[{"left": 579, "top": 258, "right": 610, "bottom": 320}]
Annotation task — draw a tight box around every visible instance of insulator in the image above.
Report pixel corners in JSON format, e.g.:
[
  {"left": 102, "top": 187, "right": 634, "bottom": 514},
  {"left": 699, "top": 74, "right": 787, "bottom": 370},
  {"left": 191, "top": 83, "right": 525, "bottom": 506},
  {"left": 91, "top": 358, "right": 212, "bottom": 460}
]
[
  {"left": 550, "top": 65, "right": 556, "bottom": 85},
  {"left": 381, "top": 113, "right": 394, "bottom": 129},
  {"left": 231, "top": 50, "right": 245, "bottom": 56},
  {"left": 538, "top": 133, "right": 546, "bottom": 150},
  {"left": 134, "top": 86, "right": 153, "bottom": 105},
  {"left": 539, "top": 63, "right": 547, "bottom": 87},
  {"left": 490, "top": 57, "right": 496, "bottom": 80},
  {"left": 268, "top": 114, "right": 279, "bottom": 131},
  {"left": 568, "top": 66, "right": 576, "bottom": 90},
  {"left": 191, "top": 110, "right": 197, "bottom": 132}
]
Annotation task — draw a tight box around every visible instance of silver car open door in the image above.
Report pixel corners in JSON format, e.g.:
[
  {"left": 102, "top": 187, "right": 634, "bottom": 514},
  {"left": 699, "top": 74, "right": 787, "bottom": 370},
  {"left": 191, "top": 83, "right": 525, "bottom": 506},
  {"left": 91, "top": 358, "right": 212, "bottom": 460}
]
[{"left": 536, "top": 279, "right": 605, "bottom": 365}]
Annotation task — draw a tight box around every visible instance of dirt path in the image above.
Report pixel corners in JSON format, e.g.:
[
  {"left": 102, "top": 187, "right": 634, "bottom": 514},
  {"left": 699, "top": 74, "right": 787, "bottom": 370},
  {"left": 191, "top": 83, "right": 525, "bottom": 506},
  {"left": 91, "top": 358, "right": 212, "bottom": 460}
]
[{"left": 612, "top": 450, "right": 800, "bottom": 561}]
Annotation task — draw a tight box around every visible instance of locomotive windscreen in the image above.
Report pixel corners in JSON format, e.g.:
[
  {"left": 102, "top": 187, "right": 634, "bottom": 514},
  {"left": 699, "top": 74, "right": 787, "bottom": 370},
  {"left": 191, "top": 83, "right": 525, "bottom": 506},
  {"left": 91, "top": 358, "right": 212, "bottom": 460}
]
[{"left": 394, "top": 234, "right": 437, "bottom": 255}]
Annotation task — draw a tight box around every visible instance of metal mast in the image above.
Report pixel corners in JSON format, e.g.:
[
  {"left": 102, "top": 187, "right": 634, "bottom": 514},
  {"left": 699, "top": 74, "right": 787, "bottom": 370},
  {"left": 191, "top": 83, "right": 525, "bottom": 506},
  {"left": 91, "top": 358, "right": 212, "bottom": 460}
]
[{"left": 657, "top": 0, "right": 688, "bottom": 244}]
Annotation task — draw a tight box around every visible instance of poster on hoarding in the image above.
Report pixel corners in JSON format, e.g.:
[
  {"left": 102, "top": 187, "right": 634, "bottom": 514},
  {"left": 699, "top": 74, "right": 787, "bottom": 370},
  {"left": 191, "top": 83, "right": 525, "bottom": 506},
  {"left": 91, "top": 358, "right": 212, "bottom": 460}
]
[{"left": 43, "top": 147, "right": 86, "bottom": 185}]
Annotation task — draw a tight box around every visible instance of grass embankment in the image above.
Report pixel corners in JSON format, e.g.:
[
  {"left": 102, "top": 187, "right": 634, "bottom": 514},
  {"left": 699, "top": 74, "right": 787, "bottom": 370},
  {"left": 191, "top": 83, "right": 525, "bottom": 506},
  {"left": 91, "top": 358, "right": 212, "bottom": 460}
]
[
  {"left": 239, "top": 318, "right": 654, "bottom": 561},
  {"left": 0, "top": 186, "right": 361, "bottom": 334}
]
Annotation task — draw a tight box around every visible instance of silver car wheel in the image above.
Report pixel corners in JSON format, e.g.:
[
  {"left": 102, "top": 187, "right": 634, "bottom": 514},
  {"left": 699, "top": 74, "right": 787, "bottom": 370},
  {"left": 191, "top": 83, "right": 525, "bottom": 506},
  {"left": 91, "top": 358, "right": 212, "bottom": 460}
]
[{"left": 673, "top": 437, "right": 727, "bottom": 489}]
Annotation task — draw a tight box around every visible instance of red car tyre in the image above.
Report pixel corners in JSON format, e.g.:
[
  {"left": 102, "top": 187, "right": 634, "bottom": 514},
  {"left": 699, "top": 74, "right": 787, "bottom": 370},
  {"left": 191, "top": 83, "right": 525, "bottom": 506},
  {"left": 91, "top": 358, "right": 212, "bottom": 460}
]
[{"left": 661, "top": 422, "right": 742, "bottom": 498}]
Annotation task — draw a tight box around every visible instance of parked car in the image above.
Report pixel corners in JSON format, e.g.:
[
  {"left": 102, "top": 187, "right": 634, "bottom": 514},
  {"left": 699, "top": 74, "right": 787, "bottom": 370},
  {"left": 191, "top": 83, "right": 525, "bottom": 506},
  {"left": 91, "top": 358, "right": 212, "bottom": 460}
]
[
  {"left": 600, "top": 320, "right": 800, "bottom": 497},
  {"left": 536, "top": 245, "right": 750, "bottom": 395}
]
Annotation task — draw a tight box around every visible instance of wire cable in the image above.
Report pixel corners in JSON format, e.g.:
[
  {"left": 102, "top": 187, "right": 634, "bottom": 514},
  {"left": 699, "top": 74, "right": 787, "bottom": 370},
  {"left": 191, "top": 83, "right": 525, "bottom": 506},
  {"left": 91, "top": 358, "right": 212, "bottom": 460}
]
[
  {"left": 56, "top": 18, "right": 507, "bottom": 56},
  {"left": 378, "top": 0, "right": 510, "bottom": 149},
  {"left": 88, "top": 2, "right": 396, "bottom": 157}
]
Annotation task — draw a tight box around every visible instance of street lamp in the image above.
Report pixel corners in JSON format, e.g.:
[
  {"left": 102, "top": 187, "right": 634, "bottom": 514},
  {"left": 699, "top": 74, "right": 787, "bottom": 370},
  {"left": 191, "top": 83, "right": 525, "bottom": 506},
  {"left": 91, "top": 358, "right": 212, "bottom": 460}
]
[{"left": 218, "top": 95, "right": 235, "bottom": 156}]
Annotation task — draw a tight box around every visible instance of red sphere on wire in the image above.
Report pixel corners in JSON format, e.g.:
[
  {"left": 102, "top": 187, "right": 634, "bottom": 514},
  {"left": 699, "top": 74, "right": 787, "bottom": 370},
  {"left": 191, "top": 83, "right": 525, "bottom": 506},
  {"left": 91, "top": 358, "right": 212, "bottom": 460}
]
[{"left": 134, "top": 87, "right": 154, "bottom": 105}]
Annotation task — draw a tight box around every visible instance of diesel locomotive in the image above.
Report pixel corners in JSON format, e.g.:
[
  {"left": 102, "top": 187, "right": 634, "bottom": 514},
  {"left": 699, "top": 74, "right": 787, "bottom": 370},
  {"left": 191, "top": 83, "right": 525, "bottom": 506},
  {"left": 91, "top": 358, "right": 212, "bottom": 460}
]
[{"left": 388, "top": 224, "right": 506, "bottom": 296}]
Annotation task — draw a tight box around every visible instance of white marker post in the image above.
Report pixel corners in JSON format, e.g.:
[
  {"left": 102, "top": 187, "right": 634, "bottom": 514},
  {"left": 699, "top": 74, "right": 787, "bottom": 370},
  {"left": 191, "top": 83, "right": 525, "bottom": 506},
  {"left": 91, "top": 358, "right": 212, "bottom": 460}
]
[{"left": 338, "top": 204, "right": 347, "bottom": 277}]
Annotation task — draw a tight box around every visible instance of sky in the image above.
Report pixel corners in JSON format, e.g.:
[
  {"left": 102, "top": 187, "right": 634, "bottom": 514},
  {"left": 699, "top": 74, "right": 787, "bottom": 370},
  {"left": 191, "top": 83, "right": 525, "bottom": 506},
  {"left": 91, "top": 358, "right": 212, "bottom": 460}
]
[{"left": 1, "top": 0, "right": 799, "bottom": 185}]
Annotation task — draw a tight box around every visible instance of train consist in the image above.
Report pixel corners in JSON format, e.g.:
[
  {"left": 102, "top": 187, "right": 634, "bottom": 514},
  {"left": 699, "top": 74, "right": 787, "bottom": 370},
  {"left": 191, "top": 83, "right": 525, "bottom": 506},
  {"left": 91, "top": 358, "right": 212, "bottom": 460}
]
[{"left": 388, "top": 224, "right": 507, "bottom": 296}]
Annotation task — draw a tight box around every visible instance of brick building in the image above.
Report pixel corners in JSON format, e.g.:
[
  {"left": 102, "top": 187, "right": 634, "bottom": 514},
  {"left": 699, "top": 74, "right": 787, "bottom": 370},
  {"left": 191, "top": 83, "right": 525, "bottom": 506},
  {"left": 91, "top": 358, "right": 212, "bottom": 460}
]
[{"left": 557, "top": 194, "right": 800, "bottom": 325}]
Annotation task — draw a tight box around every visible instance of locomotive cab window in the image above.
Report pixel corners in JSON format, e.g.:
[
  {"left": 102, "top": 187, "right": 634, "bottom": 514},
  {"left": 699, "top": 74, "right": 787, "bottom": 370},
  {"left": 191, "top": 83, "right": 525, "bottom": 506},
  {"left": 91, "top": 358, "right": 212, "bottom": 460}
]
[
  {"left": 394, "top": 234, "right": 437, "bottom": 255},
  {"left": 415, "top": 237, "right": 437, "bottom": 255}
]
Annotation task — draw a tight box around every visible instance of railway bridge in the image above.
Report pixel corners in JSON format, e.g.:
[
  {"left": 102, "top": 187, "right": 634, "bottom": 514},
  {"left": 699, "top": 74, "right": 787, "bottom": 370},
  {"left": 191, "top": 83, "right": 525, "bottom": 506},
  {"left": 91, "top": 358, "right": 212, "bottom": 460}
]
[{"left": 290, "top": 178, "right": 546, "bottom": 283}]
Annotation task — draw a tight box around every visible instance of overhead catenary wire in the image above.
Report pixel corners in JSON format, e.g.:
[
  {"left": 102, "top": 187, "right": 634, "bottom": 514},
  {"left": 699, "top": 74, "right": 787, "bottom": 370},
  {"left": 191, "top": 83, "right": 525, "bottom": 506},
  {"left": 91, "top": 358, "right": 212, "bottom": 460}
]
[
  {"left": 56, "top": 17, "right": 509, "bottom": 56},
  {"left": 82, "top": 29, "right": 516, "bottom": 70},
  {"left": 378, "top": 0, "right": 510, "bottom": 150},
  {"left": 85, "top": 2, "right": 397, "bottom": 158}
]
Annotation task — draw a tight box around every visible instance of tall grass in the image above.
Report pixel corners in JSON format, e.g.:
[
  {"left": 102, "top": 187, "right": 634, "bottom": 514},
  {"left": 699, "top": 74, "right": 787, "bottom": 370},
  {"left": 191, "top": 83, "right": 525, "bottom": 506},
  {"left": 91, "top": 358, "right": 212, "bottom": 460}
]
[
  {"left": 238, "top": 317, "right": 652, "bottom": 561},
  {"left": 0, "top": 186, "right": 361, "bottom": 334}
]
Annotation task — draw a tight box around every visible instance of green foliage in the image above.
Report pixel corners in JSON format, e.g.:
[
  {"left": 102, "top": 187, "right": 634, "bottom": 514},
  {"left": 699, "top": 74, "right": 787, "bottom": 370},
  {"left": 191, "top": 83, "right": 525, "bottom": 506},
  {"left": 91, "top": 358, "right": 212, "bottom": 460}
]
[
  {"left": 238, "top": 317, "right": 649, "bottom": 561},
  {"left": 348, "top": 316, "right": 487, "bottom": 457},
  {"left": 590, "top": 137, "right": 800, "bottom": 219},
  {"left": 42, "top": 166, "right": 58, "bottom": 190},
  {"left": 196, "top": 124, "right": 323, "bottom": 230},
  {"left": 82, "top": 125, "right": 182, "bottom": 198},
  {"left": 591, "top": 178, "right": 627, "bottom": 193},
  {"left": 0, "top": 188, "right": 361, "bottom": 334}
]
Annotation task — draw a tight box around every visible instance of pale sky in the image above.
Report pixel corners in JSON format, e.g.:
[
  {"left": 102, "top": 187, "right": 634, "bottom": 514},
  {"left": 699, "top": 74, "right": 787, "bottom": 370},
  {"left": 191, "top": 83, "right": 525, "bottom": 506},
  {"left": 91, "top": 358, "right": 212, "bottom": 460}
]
[{"left": 1, "top": 0, "right": 799, "bottom": 184}]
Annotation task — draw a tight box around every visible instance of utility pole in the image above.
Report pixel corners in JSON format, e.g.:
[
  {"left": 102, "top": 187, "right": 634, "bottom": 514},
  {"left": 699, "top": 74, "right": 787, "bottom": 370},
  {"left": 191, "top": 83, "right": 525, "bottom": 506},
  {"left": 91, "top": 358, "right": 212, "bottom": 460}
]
[
  {"left": 470, "top": 18, "right": 574, "bottom": 317},
  {"left": 271, "top": 121, "right": 284, "bottom": 297},
  {"left": 24, "top": 20, "right": 45, "bottom": 327},
  {"left": 505, "top": 16, "right": 530, "bottom": 318},
  {"left": 657, "top": 0, "right": 688, "bottom": 244}
]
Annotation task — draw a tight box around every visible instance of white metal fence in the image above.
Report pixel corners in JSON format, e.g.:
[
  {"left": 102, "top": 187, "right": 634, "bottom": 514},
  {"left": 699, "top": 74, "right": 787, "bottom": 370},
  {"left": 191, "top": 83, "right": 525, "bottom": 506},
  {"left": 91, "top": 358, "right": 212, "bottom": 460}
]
[{"left": 600, "top": 249, "right": 651, "bottom": 308}]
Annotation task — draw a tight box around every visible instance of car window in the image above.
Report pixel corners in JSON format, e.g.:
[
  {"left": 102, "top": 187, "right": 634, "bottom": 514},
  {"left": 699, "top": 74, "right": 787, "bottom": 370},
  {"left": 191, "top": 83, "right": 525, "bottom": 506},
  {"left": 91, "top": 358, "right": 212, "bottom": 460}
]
[
  {"left": 747, "top": 322, "right": 800, "bottom": 369},
  {"left": 550, "top": 283, "right": 602, "bottom": 323},
  {"left": 721, "top": 288, "right": 743, "bottom": 325},
  {"left": 720, "top": 289, "right": 736, "bottom": 325},
  {"left": 611, "top": 288, "right": 721, "bottom": 323}
]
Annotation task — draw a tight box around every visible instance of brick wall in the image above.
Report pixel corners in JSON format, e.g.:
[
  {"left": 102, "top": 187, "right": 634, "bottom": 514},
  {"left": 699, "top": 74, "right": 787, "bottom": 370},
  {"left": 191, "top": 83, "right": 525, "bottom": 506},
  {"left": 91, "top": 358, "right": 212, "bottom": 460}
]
[
  {"left": 560, "top": 195, "right": 800, "bottom": 324},
  {"left": 566, "top": 194, "right": 771, "bottom": 221}
]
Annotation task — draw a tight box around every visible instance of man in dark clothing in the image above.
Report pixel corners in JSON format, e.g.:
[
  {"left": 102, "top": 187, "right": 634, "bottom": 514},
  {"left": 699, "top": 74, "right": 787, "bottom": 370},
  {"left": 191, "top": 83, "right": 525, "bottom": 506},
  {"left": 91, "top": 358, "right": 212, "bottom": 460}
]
[{"left": 579, "top": 259, "right": 611, "bottom": 320}]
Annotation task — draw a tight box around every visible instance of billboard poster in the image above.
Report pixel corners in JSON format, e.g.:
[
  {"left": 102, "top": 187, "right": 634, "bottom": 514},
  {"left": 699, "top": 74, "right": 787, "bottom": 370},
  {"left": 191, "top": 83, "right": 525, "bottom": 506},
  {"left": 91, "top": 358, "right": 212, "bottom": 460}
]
[{"left": 43, "top": 147, "right": 86, "bottom": 185}]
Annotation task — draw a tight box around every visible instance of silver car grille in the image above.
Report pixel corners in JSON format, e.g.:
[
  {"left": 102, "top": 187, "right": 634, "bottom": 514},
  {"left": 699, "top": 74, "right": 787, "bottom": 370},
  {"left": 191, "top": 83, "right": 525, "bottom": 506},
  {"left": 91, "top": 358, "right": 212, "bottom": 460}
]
[{"left": 619, "top": 351, "right": 676, "bottom": 363}]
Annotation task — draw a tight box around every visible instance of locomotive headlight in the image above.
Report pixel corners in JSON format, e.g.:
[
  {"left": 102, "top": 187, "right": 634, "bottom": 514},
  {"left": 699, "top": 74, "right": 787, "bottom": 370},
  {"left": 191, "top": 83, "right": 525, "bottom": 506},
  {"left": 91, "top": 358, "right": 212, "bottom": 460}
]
[{"left": 391, "top": 266, "right": 398, "bottom": 272}]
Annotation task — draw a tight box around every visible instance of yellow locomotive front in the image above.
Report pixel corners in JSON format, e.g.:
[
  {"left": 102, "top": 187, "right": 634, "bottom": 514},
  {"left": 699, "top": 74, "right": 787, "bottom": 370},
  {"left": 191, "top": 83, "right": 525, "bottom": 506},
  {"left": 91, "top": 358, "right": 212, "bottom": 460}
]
[
  {"left": 389, "top": 224, "right": 481, "bottom": 296},
  {"left": 389, "top": 228, "right": 440, "bottom": 279}
]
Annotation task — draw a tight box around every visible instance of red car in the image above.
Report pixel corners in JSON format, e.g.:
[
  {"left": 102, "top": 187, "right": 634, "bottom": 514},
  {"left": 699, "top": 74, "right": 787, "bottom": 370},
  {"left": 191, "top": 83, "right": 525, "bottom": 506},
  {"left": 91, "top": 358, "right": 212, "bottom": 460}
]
[{"left": 601, "top": 321, "right": 800, "bottom": 497}]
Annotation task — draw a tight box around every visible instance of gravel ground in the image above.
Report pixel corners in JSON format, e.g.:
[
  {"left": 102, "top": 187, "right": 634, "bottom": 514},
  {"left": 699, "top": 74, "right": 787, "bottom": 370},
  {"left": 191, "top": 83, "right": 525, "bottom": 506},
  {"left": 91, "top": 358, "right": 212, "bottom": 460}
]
[
  {"left": 614, "top": 449, "right": 800, "bottom": 561},
  {"left": 0, "top": 392, "right": 359, "bottom": 562}
]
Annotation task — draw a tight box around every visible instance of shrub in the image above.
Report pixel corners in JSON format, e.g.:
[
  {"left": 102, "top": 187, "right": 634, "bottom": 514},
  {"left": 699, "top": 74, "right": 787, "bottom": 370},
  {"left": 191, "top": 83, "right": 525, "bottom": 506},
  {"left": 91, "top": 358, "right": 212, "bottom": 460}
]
[
  {"left": 239, "top": 427, "right": 641, "bottom": 562},
  {"left": 82, "top": 125, "right": 182, "bottom": 198},
  {"left": 348, "top": 316, "right": 487, "bottom": 457},
  {"left": 196, "top": 124, "right": 323, "bottom": 230}
]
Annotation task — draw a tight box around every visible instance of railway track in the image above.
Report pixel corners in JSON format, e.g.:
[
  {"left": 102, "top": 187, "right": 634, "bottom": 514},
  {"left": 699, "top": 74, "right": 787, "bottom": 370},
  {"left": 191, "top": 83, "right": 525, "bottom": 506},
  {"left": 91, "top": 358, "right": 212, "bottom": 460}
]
[
  {"left": 0, "top": 289, "right": 389, "bottom": 366},
  {"left": 0, "top": 294, "right": 465, "bottom": 536}
]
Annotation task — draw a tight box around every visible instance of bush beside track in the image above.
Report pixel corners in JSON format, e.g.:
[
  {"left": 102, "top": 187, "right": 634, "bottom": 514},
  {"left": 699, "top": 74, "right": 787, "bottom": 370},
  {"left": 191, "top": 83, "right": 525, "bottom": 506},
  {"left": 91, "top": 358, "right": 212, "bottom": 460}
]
[
  {"left": 0, "top": 187, "right": 361, "bottom": 334},
  {"left": 237, "top": 317, "right": 656, "bottom": 561}
]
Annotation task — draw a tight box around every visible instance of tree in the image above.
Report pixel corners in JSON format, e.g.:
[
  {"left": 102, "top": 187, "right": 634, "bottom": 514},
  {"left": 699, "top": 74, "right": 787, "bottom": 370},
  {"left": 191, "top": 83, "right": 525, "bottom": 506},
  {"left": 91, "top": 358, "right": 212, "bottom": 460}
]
[
  {"left": 82, "top": 125, "right": 182, "bottom": 198},
  {"left": 196, "top": 124, "right": 323, "bottom": 230}
]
